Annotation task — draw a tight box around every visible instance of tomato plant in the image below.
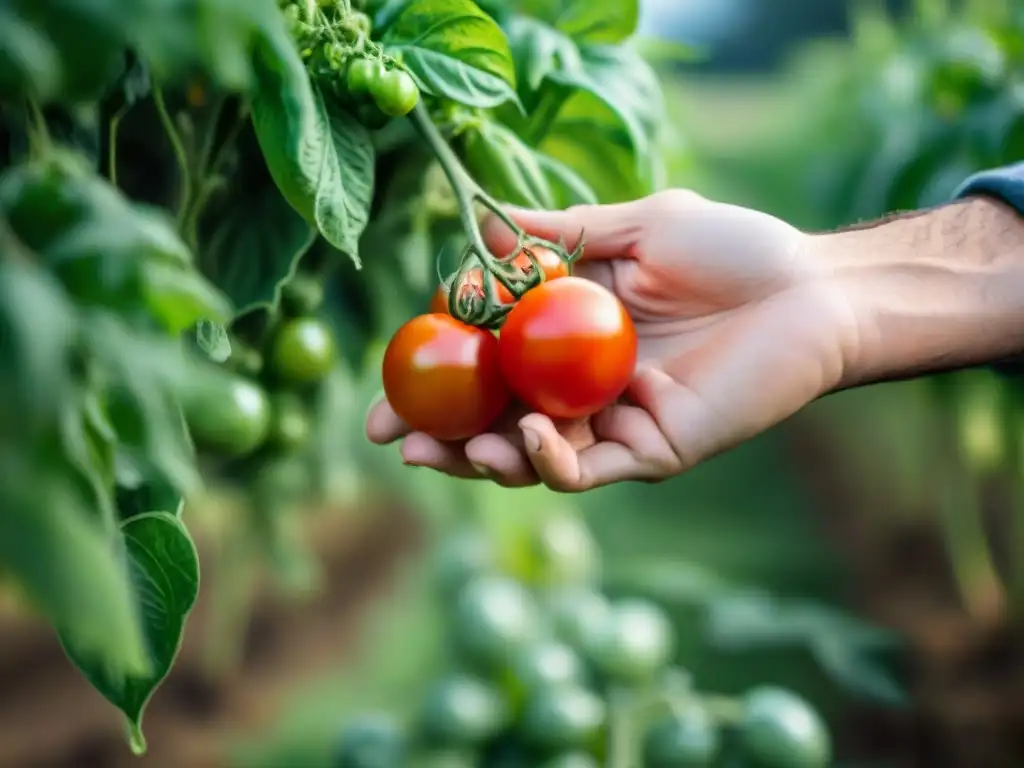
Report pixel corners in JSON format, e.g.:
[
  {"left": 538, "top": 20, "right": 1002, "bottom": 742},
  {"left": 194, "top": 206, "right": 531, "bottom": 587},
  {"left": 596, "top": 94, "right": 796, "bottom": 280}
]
[
  {"left": 326, "top": 513, "right": 840, "bottom": 768},
  {"left": 499, "top": 277, "right": 638, "bottom": 420},
  {"left": 382, "top": 313, "right": 510, "bottom": 440},
  {"left": 0, "top": 0, "right": 678, "bottom": 755}
]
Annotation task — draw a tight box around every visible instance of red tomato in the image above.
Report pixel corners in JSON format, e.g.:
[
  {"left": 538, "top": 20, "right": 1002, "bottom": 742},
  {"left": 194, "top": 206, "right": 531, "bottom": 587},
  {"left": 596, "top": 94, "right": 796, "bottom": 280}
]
[
  {"left": 429, "top": 248, "right": 570, "bottom": 312},
  {"left": 383, "top": 314, "right": 510, "bottom": 441},
  {"left": 498, "top": 277, "right": 637, "bottom": 420},
  {"left": 430, "top": 268, "right": 489, "bottom": 315},
  {"left": 495, "top": 246, "right": 571, "bottom": 304}
]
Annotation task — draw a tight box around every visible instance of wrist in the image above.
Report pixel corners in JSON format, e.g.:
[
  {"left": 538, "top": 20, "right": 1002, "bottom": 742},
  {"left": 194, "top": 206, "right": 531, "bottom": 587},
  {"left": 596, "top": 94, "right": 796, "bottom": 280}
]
[{"left": 814, "top": 197, "right": 1024, "bottom": 390}]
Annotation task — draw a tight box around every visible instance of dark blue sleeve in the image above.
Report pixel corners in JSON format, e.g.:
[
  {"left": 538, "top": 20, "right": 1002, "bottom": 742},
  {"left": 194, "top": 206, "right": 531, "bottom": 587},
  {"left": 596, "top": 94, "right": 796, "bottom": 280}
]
[
  {"left": 953, "top": 162, "right": 1024, "bottom": 212},
  {"left": 952, "top": 163, "right": 1024, "bottom": 378}
]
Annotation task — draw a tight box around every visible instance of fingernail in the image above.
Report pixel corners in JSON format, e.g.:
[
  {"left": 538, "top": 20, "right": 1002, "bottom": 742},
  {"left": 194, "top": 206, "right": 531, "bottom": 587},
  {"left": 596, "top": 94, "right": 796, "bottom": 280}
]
[
  {"left": 522, "top": 428, "right": 541, "bottom": 453},
  {"left": 470, "top": 461, "right": 493, "bottom": 478}
]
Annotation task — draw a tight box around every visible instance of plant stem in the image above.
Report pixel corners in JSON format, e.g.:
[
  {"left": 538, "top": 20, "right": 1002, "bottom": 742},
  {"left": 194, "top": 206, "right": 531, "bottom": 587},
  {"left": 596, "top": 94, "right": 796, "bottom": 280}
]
[
  {"left": 152, "top": 87, "right": 193, "bottom": 224},
  {"left": 107, "top": 105, "right": 129, "bottom": 186},
  {"left": 606, "top": 686, "right": 633, "bottom": 768},
  {"left": 25, "top": 100, "right": 52, "bottom": 159}
]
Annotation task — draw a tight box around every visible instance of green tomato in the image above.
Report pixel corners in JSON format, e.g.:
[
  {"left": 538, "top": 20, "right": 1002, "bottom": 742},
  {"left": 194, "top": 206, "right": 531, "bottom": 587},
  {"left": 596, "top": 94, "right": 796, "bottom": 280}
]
[
  {"left": 586, "top": 599, "right": 674, "bottom": 685},
  {"left": 529, "top": 514, "right": 600, "bottom": 587},
  {"left": 281, "top": 274, "right": 325, "bottom": 317},
  {"left": 371, "top": 68, "right": 420, "bottom": 117},
  {"left": 268, "top": 392, "right": 312, "bottom": 450},
  {"left": 453, "top": 576, "right": 539, "bottom": 668},
  {"left": 520, "top": 683, "right": 606, "bottom": 752},
  {"left": 333, "top": 712, "right": 405, "bottom": 768},
  {"left": 544, "top": 587, "right": 611, "bottom": 652},
  {"left": 269, "top": 317, "right": 337, "bottom": 384},
  {"left": 642, "top": 709, "right": 720, "bottom": 767},
  {"left": 420, "top": 674, "right": 509, "bottom": 746},
  {"left": 506, "top": 640, "right": 586, "bottom": 708},
  {"left": 347, "top": 57, "right": 383, "bottom": 97},
  {"left": 537, "top": 753, "right": 600, "bottom": 768},
  {"left": 433, "top": 529, "right": 496, "bottom": 597},
  {"left": 184, "top": 375, "right": 271, "bottom": 456},
  {"left": 738, "top": 687, "right": 831, "bottom": 768}
]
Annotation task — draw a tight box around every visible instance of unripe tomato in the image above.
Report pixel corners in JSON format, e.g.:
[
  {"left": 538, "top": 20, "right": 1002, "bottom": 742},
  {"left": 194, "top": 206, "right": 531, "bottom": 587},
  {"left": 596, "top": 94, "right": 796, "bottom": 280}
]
[
  {"left": 586, "top": 599, "right": 674, "bottom": 684},
  {"left": 642, "top": 710, "right": 720, "bottom": 767},
  {"left": 268, "top": 392, "right": 312, "bottom": 450},
  {"left": 543, "top": 587, "right": 611, "bottom": 653},
  {"left": 738, "top": 687, "right": 831, "bottom": 768},
  {"left": 270, "top": 317, "right": 337, "bottom": 384},
  {"left": 420, "top": 674, "right": 509, "bottom": 746},
  {"left": 184, "top": 375, "right": 272, "bottom": 456},
  {"left": 347, "top": 57, "right": 382, "bottom": 98},
  {"left": 520, "top": 683, "right": 606, "bottom": 752},
  {"left": 452, "top": 575, "right": 539, "bottom": 668},
  {"left": 371, "top": 68, "right": 420, "bottom": 117},
  {"left": 498, "top": 277, "right": 637, "bottom": 420},
  {"left": 529, "top": 514, "right": 600, "bottom": 587},
  {"left": 382, "top": 314, "right": 510, "bottom": 441},
  {"left": 505, "top": 640, "right": 587, "bottom": 710},
  {"left": 333, "top": 712, "right": 406, "bottom": 768},
  {"left": 538, "top": 753, "right": 600, "bottom": 768},
  {"left": 433, "top": 528, "right": 496, "bottom": 597}
]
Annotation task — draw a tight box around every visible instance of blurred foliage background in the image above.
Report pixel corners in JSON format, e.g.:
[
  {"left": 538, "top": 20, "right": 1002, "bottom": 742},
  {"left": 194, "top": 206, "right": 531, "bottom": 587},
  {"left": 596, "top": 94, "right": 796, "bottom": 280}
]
[{"left": 2, "top": 0, "right": 1023, "bottom": 766}]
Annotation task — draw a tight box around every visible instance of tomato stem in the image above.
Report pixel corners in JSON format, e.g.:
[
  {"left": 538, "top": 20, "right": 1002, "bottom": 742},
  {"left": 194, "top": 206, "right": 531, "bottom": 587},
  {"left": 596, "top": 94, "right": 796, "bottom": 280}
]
[{"left": 409, "top": 101, "right": 577, "bottom": 326}]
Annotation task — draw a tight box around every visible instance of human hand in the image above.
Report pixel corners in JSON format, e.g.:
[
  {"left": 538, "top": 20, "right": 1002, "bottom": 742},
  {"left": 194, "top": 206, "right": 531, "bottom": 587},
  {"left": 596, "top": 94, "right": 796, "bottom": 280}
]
[{"left": 366, "top": 190, "right": 859, "bottom": 491}]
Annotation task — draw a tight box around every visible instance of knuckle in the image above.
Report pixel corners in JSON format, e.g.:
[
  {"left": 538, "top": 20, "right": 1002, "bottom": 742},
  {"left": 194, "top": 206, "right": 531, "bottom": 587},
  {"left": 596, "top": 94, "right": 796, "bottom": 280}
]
[{"left": 646, "top": 188, "right": 702, "bottom": 214}]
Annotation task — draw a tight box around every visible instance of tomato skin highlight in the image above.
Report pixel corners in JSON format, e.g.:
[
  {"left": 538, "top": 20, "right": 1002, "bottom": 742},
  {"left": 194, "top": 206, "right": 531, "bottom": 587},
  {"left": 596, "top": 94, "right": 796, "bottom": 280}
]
[
  {"left": 498, "top": 277, "right": 637, "bottom": 420},
  {"left": 382, "top": 314, "right": 510, "bottom": 441}
]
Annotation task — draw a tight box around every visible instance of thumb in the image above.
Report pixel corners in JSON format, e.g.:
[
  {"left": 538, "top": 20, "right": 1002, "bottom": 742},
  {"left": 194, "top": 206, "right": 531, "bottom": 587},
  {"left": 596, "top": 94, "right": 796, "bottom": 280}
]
[{"left": 482, "top": 200, "right": 645, "bottom": 260}]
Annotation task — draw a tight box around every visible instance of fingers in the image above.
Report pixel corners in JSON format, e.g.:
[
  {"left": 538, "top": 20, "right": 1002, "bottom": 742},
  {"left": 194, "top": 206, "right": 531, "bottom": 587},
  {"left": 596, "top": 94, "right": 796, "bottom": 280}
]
[
  {"left": 365, "top": 396, "right": 410, "bottom": 444},
  {"left": 517, "top": 403, "right": 682, "bottom": 492},
  {"left": 482, "top": 201, "right": 646, "bottom": 261}
]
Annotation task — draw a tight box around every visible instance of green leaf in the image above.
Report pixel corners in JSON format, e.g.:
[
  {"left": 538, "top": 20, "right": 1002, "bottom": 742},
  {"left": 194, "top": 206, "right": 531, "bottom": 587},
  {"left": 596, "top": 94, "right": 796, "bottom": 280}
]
[
  {"left": 812, "top": 639, "right": 908, "bottom": 708},
  {"left": 533, "top": 151, "right": 598, "bottom": 207},
  {"left": 251, "top": 27, "right": 375, "bottom": 265},
  {"left": 141, "top": 259, "right": 233, "bottom": 335},
  {"left": 540, "top": 90, "right": 654, "bottom": 202},
  {"left": 62, "top": 512, "right": 200, "bottom": 756},
  {"left": 383, "top": 0, "right": 519, "bottom": 108},
  {"left": 60, "top": 390, "right": 117, "bottom": 526},
  {"left": 515, "top": 0, "right": 638, "bottom": 44},
  {"left": 0, "top": 449, "right": 149, "bottom": 679},
  {"left": 548, "top": 44, "right": 665, "bottom": 159},
  {"left": 0, "top": 7, "right": 61, "bottom": 101},
  {"left": 199, "top": 126, "right": 318, "bottom": 312},
  {"left": 503, "top": 16, "right": 581, "bottom": 101},
  {"left": 0, "top": 260, "right": 75, "bottom": 435},
  {"left": 461, "top": 120, "right": 554, "bottom": 209}
]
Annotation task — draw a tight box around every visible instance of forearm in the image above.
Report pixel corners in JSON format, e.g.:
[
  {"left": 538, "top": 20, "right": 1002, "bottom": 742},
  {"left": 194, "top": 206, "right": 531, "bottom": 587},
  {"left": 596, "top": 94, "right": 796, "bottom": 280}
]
[{"left": 815, "top": 196, "right": 1024, "bottom": 389}]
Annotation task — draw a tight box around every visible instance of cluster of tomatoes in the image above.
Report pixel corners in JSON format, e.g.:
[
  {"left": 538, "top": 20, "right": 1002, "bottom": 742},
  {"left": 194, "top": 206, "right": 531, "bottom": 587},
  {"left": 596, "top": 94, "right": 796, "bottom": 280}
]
[
  {"left": 281, "top": 0, "right": 420, "bottom": 131},
  {"left": 383, "top": 247, "right": 638, "bottom": 441},
  {"left": 332, "top": 516, "right": 833, "bottom": 767},
  {"left": 182, "top": 277, "right": 337, "bottom": 465}
]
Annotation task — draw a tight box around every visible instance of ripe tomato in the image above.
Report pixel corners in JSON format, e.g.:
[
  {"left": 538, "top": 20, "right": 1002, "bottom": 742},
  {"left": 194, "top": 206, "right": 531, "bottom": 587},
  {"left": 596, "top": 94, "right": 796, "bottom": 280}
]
[
  {"left": 498, "top": 277, "right": 637, "bottom": 420},
  {"left": 371, "top": 68, "right": 420, "bottom": 117},
  {"left": 429, "top": 268, "right": 490, "bottom": 315},
  {"left": 382, "top": 314, "right": 510, "bottom": 441}
]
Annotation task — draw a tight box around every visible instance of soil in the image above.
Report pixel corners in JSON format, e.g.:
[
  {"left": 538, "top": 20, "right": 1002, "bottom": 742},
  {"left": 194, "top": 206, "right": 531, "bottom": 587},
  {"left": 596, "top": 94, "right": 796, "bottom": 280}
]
[
  {"left": 4, "top": 414, "right": 1024, "bottom": 768},
  {"left": 786, "top": 411, "right": 1024, "bottom": 768},
  {"left": 0, "top": 500, "right": 423, "bottom": 768}
]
